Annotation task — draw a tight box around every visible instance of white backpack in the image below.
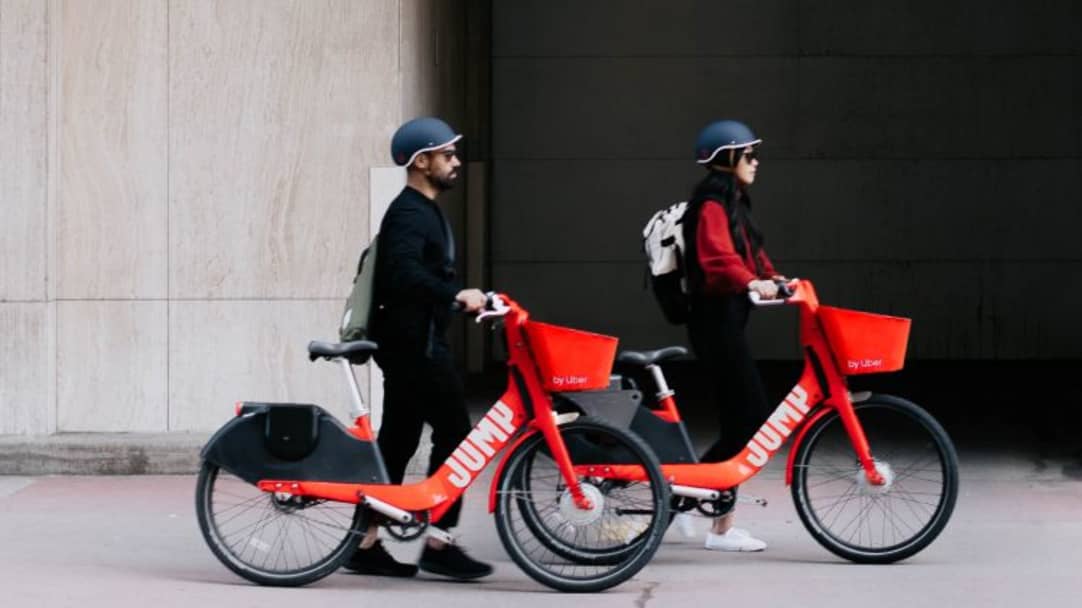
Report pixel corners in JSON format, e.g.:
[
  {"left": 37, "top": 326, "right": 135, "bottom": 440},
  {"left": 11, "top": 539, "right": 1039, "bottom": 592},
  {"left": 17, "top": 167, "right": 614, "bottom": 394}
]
[{"left": 642, "top": 201, "right": 694, "bottom": 324}]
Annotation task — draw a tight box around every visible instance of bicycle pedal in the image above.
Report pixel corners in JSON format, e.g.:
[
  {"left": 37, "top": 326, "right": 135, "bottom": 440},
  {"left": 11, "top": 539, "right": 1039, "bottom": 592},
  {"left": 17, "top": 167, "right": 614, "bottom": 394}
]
[{"left": 737, "top": 495, "right": 768, "bottom": 507}]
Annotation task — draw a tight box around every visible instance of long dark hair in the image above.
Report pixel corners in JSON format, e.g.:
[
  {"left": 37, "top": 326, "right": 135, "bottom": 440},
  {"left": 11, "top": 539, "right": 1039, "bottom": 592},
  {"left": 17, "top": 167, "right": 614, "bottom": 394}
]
[{"left": 690, "top": 169, "right": 765, "bottom": 260}]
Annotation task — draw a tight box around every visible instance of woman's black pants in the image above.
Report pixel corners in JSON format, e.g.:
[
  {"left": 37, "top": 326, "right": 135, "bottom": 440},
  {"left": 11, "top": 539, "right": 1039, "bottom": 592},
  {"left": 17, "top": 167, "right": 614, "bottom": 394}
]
[{"left": 687, "top": 294, "right": 772, "bottom": 463}]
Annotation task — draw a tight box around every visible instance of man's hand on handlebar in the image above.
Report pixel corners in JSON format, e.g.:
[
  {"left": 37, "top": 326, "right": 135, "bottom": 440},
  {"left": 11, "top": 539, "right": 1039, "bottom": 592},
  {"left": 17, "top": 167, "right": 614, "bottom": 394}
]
[{"left": 455, "top": 288, "right": 487, "bottom": 313}]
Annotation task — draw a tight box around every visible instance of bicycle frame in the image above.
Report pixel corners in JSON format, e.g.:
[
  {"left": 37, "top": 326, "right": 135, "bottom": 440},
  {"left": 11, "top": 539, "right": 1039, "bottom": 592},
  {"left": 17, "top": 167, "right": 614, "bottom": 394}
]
[
  {"left": 255, "top": 295, "right": 597, "bottom": 525},
  {"left": 565, "top": 279, "right": 887, "bottom": 493}
]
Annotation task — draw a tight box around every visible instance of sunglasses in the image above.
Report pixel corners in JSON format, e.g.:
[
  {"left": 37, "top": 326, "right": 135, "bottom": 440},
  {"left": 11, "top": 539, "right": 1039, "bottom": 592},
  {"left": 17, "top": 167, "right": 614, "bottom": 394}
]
[{"left": 740, "top": 148, "right": 760, "bottom": 162}]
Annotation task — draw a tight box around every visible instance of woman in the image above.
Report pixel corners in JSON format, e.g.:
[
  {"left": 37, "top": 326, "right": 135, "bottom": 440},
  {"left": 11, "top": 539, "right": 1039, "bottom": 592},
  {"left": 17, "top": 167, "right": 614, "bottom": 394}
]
[{"left": 682, "top": 119, "right": 784, "bottom": 552}]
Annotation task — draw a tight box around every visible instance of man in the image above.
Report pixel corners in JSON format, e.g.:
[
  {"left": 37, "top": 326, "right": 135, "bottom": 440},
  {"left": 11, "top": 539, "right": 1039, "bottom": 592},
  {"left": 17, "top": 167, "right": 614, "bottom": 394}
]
[{"left": 342, "top": 117, "right": 492, "bottom": 579}]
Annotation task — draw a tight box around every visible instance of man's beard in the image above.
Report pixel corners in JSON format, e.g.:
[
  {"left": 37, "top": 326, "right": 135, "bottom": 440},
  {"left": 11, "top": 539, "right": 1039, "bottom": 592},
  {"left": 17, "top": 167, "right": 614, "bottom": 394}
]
[{"left": 429, "top": 171, "right": 458, "bottom": 192}]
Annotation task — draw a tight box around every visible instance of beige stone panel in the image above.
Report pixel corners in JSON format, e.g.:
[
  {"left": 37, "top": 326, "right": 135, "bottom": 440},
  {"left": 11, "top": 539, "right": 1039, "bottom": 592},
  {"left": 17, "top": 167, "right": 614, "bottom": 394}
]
[
  {"left": 56, "top": 301, "right": 167, "bottom": 432},
  {"left": 169, "top": 300, "right": 362, "bottom": 432},
  {"left": 0, "top": 303, "right": 53, "bottom": 434},
  {"left": 0, "top": 0, "right": 47, "bottom": 301},
  {"left": 169, "top": 1, "right": 398, "bottom": 299},
  {"left": 400, "top": 1, "right": 468, "bottom": 120},
  {"left": 57, "top": 0, "right": 167, "bottom": 298},
  {"left": 399, "top": 0, "right": 435, "bottom": 120}
]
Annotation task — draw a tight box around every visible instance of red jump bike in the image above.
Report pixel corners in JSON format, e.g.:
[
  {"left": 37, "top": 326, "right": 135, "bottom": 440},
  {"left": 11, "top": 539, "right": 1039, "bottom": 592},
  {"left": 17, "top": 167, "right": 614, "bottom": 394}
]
[
  {"left": 195, "top": 294, "right": 670, "bottom": 592},
  {"left": 522, "top": 279, "right": 958, "bottom": 564}
]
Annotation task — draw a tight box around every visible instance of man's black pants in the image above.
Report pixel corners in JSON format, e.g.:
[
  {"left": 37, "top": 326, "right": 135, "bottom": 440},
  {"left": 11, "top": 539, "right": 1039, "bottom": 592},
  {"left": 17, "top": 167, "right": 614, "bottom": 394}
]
[{"left": 374, "top": 353, "right": 472, "bottom": 529}]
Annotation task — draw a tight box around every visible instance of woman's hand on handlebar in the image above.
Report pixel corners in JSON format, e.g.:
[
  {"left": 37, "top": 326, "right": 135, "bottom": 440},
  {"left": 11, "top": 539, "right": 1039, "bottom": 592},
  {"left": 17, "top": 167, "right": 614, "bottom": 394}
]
[
  {"left": 747, "top": 279, "right": 780, "bottom": 300},
  {"left": 455, "top": 288, "right": 487, "bottom": 313}
]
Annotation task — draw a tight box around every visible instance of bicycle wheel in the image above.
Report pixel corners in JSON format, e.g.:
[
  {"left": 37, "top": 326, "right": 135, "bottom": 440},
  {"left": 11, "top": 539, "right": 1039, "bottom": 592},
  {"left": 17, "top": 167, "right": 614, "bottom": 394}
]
[
  {"left": 195, "top": 460, "right": 366, "bottom": 586},
  {"left": 791, "top": 395, "right": 958, "bottom": 563},
  {"left": 511, "top": 446, "right": 671, "bottom": 565},
  {"left": 494, "top": 417, "right": 669, "bottom": 592}
]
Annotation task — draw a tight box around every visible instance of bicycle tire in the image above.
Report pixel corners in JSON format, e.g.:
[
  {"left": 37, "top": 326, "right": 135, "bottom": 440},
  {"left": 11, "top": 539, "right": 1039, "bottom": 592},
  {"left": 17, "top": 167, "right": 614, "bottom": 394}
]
[
  {"left": 512, "top": 454, "right": 692, "bottom": 565},
  {"left": 791, "top": 395, "right": 958, "bottom": 563},
  {"left": 493, "top": 417, "right": 670, "bottom": 592},
  {"left": 195, "top": 460, "right": 366, "bottom": 586}
]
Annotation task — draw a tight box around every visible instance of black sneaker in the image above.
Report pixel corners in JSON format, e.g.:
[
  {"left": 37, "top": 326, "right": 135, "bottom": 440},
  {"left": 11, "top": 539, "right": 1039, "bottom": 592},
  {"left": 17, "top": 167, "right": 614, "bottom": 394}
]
[
  {"left": 418, "top": 544, "right": 493, "bottom": 580},
  {"left": 342, "top": 540, "right": 418, "bottom": 577}
]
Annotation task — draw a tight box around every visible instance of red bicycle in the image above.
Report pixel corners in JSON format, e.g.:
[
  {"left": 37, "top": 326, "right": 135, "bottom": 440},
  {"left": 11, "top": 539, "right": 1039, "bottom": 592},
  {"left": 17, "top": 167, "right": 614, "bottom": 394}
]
[
  {"left": 194, "top": 294, "right": 670, "bottom": 592},
  {"left": 512, "top": 279, "right": 958, "bottom": 564}
]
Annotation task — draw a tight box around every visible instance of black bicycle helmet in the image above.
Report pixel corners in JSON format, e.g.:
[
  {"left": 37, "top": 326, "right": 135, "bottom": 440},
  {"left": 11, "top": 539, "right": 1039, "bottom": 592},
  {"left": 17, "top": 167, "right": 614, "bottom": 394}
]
[
  {"left": 694, "top": 120, "right": 761, "bottom": 165},
  {"left": 391, "top": 117, "right": 462, "bottom": 167}
]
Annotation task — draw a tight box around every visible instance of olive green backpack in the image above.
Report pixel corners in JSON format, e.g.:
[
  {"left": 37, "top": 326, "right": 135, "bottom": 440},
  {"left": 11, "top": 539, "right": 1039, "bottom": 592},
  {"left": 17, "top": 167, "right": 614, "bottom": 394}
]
[{"left": 339, "top": 236, "right": 379, "bottom": 342}]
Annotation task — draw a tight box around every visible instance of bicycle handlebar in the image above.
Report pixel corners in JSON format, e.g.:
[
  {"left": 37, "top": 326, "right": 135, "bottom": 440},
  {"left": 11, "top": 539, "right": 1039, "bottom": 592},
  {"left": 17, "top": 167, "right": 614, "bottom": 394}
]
[{"left": 748, "top": 291, "right": 786, "bottom": 306}]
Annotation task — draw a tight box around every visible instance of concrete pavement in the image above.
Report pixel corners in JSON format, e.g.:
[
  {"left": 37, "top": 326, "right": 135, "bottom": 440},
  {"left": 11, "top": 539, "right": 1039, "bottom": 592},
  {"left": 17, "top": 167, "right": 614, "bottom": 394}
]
[{"left": 1, "top": 451, "right": 1079, "bottom": 607}]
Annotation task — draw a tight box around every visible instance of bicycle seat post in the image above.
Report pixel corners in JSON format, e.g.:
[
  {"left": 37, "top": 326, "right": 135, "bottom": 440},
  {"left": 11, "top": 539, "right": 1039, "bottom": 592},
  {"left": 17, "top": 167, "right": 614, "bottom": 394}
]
[
  {"left": 644, "top": 364, "right": 674, "bottom": 401},
  {"left": 337, "top": 358, "right": 368, "bottom": 419}
]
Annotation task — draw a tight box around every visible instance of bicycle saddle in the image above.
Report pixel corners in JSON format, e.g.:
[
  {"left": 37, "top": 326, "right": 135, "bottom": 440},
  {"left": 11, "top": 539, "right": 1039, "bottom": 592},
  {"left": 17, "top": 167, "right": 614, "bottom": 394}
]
[
  {"left": 616, "top": 346, "right": 688, "bottom": 367},
  {"left": 307, "top": 339, "right": 379, "bottom": 362}
]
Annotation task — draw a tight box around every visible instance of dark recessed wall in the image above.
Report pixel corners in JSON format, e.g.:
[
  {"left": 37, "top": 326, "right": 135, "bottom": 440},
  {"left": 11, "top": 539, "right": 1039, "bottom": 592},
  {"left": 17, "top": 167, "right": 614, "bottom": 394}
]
[{"left": 490, "top": 0, "right": 1082, "bottom": 359}]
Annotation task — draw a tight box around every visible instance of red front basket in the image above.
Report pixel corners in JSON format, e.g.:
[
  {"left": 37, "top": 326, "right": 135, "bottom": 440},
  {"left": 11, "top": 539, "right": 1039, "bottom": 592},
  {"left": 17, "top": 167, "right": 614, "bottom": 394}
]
[
  {"left": 524, "top": 321, "right": 618, "bottom": 392},
  {"left": 817, "top": 306, "right": 911, "bottom": 375}
]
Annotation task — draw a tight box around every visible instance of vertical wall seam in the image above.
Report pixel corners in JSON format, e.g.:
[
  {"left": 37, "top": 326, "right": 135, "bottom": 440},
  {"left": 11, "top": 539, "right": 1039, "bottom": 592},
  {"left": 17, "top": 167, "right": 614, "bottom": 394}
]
[
  {"left": 397, "top": 0, "right": 402, "bottom": 123},
  {"left": 49, "top": 0, "right": 62, "bottom": 433},
  {"left": 165, "top": 0, "right": 171, "bottom": 431},
  {"left": 796, "top": 0, "right": 803, "bottom": 162}
]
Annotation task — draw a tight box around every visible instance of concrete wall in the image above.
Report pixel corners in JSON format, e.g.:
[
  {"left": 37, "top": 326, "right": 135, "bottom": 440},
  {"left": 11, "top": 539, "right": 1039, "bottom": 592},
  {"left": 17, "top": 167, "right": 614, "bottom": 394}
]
[
  {"left": 1, "top": 0, "right": 473, "bottom": 434},
  {"left": 490, "top": 1, "right": 1082, "bottom": 360}
]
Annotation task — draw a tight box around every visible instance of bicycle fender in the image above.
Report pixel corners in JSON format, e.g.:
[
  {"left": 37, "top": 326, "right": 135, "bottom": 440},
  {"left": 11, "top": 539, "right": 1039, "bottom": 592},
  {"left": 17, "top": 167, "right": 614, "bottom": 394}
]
[
  {"left": 202, "top": 402, "right": 390, "bottom": 485},
  {"left": 785, "top": 407, "right": 834, "bottom": 486},
  {"left": 487, "top": 428, "right": 542, "bottom": 513}
]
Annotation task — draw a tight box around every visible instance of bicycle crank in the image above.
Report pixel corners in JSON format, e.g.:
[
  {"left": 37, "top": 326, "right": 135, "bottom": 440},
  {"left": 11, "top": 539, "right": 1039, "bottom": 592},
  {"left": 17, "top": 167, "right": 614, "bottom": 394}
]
[{"left": 384, "top": 510, "right": 429, "bottom": 541}]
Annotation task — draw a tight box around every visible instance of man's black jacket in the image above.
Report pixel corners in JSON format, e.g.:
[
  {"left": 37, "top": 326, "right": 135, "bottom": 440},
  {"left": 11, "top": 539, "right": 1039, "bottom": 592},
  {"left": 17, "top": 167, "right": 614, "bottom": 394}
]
[{"left": 371, "top": 186, "right": 459, "bottom": 360}]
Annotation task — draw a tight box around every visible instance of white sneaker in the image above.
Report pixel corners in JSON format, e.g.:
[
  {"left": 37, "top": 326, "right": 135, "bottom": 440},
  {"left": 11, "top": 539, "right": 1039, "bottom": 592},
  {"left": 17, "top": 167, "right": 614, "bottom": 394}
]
[
  {"left": 673, "top": 513, "right": 697, "bottom": 538},
  {"left": 704, "top": 527, "right": 767, "bottom": 552}
]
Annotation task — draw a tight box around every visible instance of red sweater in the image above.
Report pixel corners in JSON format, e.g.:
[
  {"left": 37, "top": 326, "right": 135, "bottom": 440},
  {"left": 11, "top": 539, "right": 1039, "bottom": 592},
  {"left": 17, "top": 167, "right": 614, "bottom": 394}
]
[{"left": 695, "top": 200, "right": 776, "bottom": 295}]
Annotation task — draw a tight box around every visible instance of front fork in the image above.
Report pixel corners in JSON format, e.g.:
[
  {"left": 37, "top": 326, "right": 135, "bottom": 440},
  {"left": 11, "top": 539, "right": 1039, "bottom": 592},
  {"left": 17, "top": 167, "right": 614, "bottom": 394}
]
[
  {"left": 832, "top": 392, "right": 885, "bottom": 486},
  {"left": 535, "top": 415, "right": 595, "bottom": 510},
  {"left": 803, "top": 327, "right": 885, "bottom": 487}
]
